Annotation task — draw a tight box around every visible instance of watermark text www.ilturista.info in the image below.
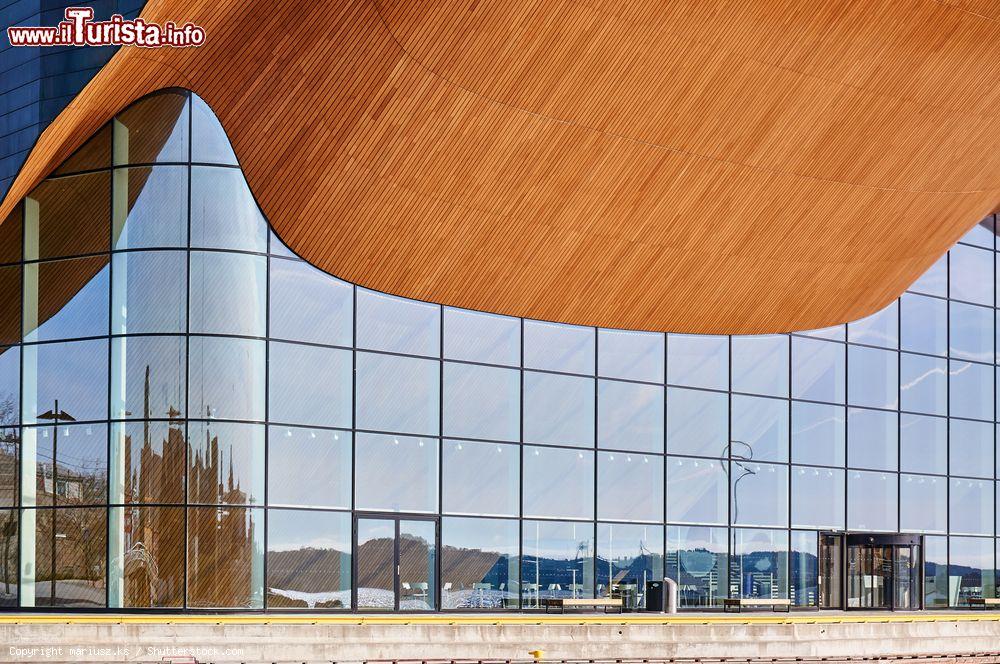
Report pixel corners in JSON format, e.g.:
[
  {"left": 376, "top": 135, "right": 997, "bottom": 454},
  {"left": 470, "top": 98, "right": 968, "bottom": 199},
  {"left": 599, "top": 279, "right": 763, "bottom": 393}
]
[{"left": 7, "top": 7, "right": 204, "bottom": 47}]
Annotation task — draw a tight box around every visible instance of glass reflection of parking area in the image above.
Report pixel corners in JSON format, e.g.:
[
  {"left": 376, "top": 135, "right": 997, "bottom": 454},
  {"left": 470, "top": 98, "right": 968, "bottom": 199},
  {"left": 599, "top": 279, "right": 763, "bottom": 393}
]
[
  {"left": 355, "top": 517, "right": 437, "bottom": 611},
  {"left": 820, "top": 533, "right": 921, "bottom": 610}
]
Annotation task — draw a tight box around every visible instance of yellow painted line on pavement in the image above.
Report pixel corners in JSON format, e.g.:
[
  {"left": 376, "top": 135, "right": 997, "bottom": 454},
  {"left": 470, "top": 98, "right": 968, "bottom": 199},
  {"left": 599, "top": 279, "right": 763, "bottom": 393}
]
[{"left": 1, "top": 612, "right": 1000, "bottom": 626}]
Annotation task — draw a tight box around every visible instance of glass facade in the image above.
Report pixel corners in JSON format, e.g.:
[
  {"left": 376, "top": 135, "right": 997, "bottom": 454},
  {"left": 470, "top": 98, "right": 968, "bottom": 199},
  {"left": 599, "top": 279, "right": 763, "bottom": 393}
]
[{"left": 0, "top": 89, "right": 998, "bottom": 612}]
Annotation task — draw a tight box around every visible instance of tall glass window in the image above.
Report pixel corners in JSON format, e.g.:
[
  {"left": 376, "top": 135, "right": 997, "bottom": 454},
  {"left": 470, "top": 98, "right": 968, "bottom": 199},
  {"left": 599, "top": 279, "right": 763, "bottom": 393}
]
[
  {"left": 731, "top": 529, "right": 788, "bottom": 600},
  {"left": 523, "top": 446, "right": 594, "bottom": 520},
  {"left": 667, "top": 526, "right": 728, "bottom": 608},
  {"left": 597, "top": 379, "right": 663, "bottom": 453},
  {"left": 730, "top": 462, "right": 787, "bottom": 528},
  {"left": 521, "top": 520, "right": 594, "bottom": 606}
]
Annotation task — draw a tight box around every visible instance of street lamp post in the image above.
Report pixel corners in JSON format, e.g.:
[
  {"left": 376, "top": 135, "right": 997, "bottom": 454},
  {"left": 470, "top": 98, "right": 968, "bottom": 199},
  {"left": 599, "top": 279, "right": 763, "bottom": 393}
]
[{"left": 36, "top": 399, "right": 75, "bottom": 605}]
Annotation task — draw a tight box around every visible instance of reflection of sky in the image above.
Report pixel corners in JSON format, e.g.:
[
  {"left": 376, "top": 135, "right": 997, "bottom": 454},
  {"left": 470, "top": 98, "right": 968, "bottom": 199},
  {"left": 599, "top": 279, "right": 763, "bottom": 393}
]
[
  {"left": 523, "top": 320, "right": 593, "bottom": 375},
  {"left": 443, "top": 307, "right": 520, "bottom": 367},
  {"left": 269, "top": 510, "right": 350, "bottom": 553}
]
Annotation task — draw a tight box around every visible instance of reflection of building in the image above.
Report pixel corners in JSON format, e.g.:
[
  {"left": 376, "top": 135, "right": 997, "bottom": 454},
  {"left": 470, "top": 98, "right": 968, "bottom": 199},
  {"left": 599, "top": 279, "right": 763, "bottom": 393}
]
[{"left": 0, "top": 51, "right": 998, "bottom": 612}]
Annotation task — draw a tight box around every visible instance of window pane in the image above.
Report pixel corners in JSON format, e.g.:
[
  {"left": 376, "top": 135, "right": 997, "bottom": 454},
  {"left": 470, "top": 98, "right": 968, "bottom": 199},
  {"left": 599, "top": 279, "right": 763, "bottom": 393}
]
[
  {"left": 597, "top": 379, "right": 663, "bottom": 453},
  {"left": 110, "top": 335, "right": 185, "bottom": 420},
  {"left": 848, "top": 345, "right": 897, "bottom": 409},
  {"left": 443, "top": 308, "right": 519, "bottom": 367},
  {"left": 110, "top": 505, "right": 184, "bottom": 608},
  {"left": 924, "top": 535, "right": 948, "bottom": 607},
  {"left": 731, "top": 395, "right": 788, "bottom": 463},
  {"left": 847, "top": 408, "right": 897, "bottom": 471},
  {"left": 111, "top": 421, "right": 185, "bottom": 504},
  {"left": 443, "top": 362, "right": 519, "bottom": 442},
  {"left": 269, "top": 259, "right": 352, "bottom": 346},
  {"left": 442, "top": 439, "right": 518, "bottom": 517},
  {"left": 950, "top": 479, "right": 994, "bottom": 536},
  {"left": 187, "top": 506, "right": 263, "bottom": 608},
  {"left": 190, "top": 167, "right": 266, "bottom": 252},
  {"left": 598, "top": 329, "right": 664, "bottom": 383},
  {"left": 30, "top": 422, "right": 108, "bottom": 507},
  {"left": 0, "top": 427, "right": 18, "bottom": 507},
  {"left": 899, "top": 474, "right": 946, "bottom": 534},
  {"left": 524, "top": 320, "right": 594, "bottom": 375},
  {"left": 848, "top": 300, "right": 898, "bottom": 349},
  {"left": 667, "top": 334, "right": 727, "bottom": 390},
  {"left": 189, "top": 251, "right": 266, "bottom": 336},
  {"left": 960, "top": 215, "right": 996, "bottom": 249},
  {"left": 523, "top": 371, "right": 593, "bottom": 447},
  {"left": 268, "top": 343, "right": 351, "bottom": 428},
  {"left": 666, "top": 525, "right": 728, "bottom": 608},
  {"left": 191, "top": 94, "right": 239, "bottom": 165},
  {"left": 25, "top": 172, "right": 109, "bottom": 260},
  {"left": 909, "top": 254, "right": 948, "bottom": 297},
  {"left": 847, "top": 470, "right": 897, "bottom": 531},
  {"left": 597, "top": 451, "right": 662, "bottom": 522},
  {"left": 441, "top": 517, "right": 518, "bottom": 610},
  {"left": 730, "top": 461, "right": 787, "bottom": 528},
  {"left": 521, "top": 520, "right": 594, "bottom": 606},
  {"left": 950, "top": 360, "right": 993, "bottom": 421},
  {"left": 356, "top": 289, "right": 439, "bottom": 357},
  {"left": 950, "top": 244, "right": 993, "bottom": 306},
  {"left": 25, "top": 256, "right": 109, "bottom": 342},
  {"left": 267, "top": 509, "right": 351, "bottom": 609},
  {"left": 22, "top": 339, "right": 108, "bottom": 424},
  {"left": 950, "top": 536, "right": 996, "bottom": 606},
  {"left": 791, "top": 337, "right": 845, "bottom": 404},
  {"left": 269, "top": 229, "right": 297, "bottom": 258},
  {"left": 950, "top": 302, "right": 994, "bottom": 363},
  {"left": 791, "top": 401, "right": 845, "bottom": 467},
  {"left": 188, "top": 336, "right": 265, "bottom": 421},
  {"left": 791, "top": 466, "right": 844, "bottom": 529},
  {"left": 791, "top": 530, "right": 818, "bottom": 607},
  {"left": 523, "top": 446, "right": 594, "bottom": 520},
  {"left": 0, "top": 267, "right": 20, "bottom": 345},
  {"left": 596, "top": 523, "right": 664, "bottom": 610},
  {"left": 731, "top": 335, "right": 788, "bottom": 397},
  {"left": 799, "top": 324, "right": 846, "bottom": 341},
  {"left": 950, "top": 419, "right": 993, "bottom": 479},
  {"left": 355, "top": 352, "right": 440, "bottom": 436},
  {"left": 666, "top": 387, "right": 727, "bottom": 457},
  {"left": 268, "top": 427, "right": 350, "bottom": 509},
  {"left": 31, "top": 507, "right": 106, "bottom": 607},
  {"left": 900, "top": 293, "right": 946, "bottom": 356},
  {"left": 731, "top": 528, "right": 788, "bottom": 600},
  {"left": 900, "top": 414, "right": 947, "bottom": 475},
  {"left": 900, "top": 353, "right": 947, "bottom": 416},
  {"left": 666, "top": 456, "right": 727, "bottom": 525},
  {"left": 111, "top": 250, "right": 187, "bottom": 334},
  {"left": 0, "top": 347, "right": 17, "bottom": 430},
  {"left": 187, "top": 421, "right": 264, "bottom": 505},
  {"left": 112, "top": 166, "right": 187, "bottom": 249},
  {"left": 355, "top": 433, "right": 438, "bottom": 513},
  {"left": 113, "top": 90, "right": 188, "bottom": 164}
]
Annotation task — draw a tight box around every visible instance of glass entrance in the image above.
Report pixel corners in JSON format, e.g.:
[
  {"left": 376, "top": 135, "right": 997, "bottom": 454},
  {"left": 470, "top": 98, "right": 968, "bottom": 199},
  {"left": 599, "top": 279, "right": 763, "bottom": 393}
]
[
  {"left": 841, "top": 535, "right": 921, "bottom": 610},
  {"left": 355, "top": 517, "right": 437, "bottom": 611}
]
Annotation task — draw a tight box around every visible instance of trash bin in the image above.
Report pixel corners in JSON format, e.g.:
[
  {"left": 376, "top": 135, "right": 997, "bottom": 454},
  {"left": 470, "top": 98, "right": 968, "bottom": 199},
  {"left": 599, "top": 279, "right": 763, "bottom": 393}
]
[{"left": 645, "top": 580, "right": 664, "bottom": 612}]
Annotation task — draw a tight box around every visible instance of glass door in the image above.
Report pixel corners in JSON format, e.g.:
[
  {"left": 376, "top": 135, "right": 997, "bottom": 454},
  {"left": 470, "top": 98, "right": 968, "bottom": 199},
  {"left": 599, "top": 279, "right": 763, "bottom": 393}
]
[
  {"left": 818, "top": 533, "right": 842, "bottom": 609},
  {"left": 356, "top": 516, "right": 438, "bottom": 611},
  {"left": 893, "top": 544, "right": 921, "bottom": 610},
  {"left": 847, "top": 544, "right": 891, "bottom": 609}
]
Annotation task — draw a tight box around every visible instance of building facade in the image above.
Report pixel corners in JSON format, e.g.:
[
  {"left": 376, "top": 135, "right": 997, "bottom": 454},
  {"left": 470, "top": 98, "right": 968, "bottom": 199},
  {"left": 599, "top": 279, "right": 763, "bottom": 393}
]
[
  {"left": 0, "top": 89, "right": 996, "bottom": 612},
  {"left": 0, "top": 0, "right": 146, "bottom": 200}
]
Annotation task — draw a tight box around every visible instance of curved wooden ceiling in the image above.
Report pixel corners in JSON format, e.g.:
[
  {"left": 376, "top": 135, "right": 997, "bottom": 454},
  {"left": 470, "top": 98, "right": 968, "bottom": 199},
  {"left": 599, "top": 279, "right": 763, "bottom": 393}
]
[{"left": 2, "top": 0, "right": 1000, "bottom": 334}]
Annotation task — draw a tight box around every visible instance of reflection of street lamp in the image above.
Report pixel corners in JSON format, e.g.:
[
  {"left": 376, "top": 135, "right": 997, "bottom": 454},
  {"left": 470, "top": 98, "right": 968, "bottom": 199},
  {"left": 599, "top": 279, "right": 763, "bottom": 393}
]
[
  {"left": 728, "top": 440, "right": 756, "bottom": 527},
  {"left": 37, "top": 400, "right": 75, "bottom": 605}
]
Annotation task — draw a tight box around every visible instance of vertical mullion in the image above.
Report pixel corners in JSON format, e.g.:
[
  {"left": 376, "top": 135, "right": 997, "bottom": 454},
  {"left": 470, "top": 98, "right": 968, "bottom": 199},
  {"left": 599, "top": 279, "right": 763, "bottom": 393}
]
[
  {"left": 350, "top": 285, "right": 357, "bottom": 612},
  {"left": 593, "top": 327, "right": 598, "bottom": 601},
  {"left": 182, "top": 91, "right": 193, "bottom": 612},
  {"left": 518, "top": 317, "right": 524, "bottom": 610}
]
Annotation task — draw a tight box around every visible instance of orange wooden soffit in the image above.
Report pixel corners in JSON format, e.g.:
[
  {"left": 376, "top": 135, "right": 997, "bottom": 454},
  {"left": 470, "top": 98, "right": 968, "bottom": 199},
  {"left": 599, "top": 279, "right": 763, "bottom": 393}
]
[{"left": 3, "top": 0, "right": 1000, "bottom": 334}]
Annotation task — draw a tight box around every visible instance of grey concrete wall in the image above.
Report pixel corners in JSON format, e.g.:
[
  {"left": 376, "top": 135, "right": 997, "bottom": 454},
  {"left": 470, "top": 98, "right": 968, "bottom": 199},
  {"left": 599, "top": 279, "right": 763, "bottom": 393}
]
[{"left": 3, "top": 617, "right": 1000, "bottom": 663}]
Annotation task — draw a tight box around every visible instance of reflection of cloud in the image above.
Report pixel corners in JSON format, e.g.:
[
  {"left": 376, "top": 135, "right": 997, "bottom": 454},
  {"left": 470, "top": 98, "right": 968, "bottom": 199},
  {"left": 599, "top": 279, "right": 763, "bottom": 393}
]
[{"left": 900, "top": 363, "right": 950, "bottom": 392}]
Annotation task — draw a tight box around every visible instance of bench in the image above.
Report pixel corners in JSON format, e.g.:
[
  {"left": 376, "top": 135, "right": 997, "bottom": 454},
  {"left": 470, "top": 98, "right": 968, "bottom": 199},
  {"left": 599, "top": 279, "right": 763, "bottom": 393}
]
[
  {"left": 542, "top": 597, "right": 624, "bottom": 614},
  {"left": 967, "top": 597, "right": 1000, "bottom": 609},
  {"left": 723, "top": 598, "right": 792, "bottom": 613}
]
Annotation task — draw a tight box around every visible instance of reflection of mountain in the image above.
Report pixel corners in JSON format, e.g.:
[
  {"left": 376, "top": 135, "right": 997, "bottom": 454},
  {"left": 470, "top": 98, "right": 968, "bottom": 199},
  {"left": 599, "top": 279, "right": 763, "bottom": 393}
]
[{"left": 267, "top": 547, "right": 349, "bottom": 608}]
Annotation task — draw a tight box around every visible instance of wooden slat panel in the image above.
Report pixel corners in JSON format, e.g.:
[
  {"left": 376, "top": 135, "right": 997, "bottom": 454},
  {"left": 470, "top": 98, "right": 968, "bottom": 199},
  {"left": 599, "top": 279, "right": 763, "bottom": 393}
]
[{"left": 2, "top": 0, "right": 1000, "bottom": 334}]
